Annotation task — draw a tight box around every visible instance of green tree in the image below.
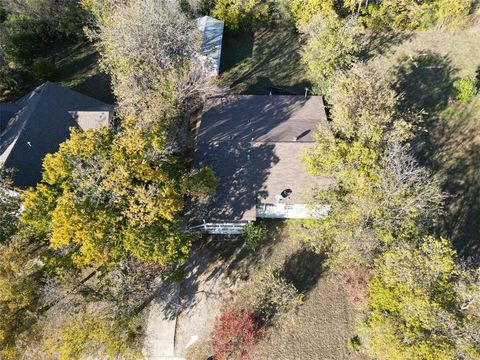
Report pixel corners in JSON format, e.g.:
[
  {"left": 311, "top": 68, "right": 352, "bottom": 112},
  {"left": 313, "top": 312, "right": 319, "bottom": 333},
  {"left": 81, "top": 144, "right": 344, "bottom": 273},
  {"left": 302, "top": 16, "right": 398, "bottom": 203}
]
[
  {"left": 44, "top": 312, "right": 143, "bottom": 360},
  {"left": 360, "top": 237, "right": 480, "bottom": 360},
  {"left": 0, "top": 236, "right": 44, "bottom": 359},
  {"left": 303, "top": 66, "right": 443, "bottom": 264},
  {"left": 212, "top": 0, "right": 270, "bottom": 32},
  {"left": 363, "top": 0, "right": 473, "bottom": 30},
  {"left": 0, "top": 173, "right": 20, "bottom": 243},
  {"left": 289, "top": 0, "right": 335, "bottom": 27},
  {"left": 0, "top": 0, "right": 88, "bottom": 64},
  {"left": 301, "top": 14, "right": 363, "bottom": 94},
  {"left": 453, "top": 77, "right": 477, "bottom": 103}
]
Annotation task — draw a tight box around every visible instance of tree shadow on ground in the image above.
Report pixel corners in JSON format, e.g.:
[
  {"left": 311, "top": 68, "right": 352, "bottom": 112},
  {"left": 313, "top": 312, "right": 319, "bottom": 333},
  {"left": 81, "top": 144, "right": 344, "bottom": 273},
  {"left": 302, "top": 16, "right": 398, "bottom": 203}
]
[
  {"left": 220, "top": 28, "right": 306, "bottom": 95},
  {"left": 72, "top": 72, "right": 115, "bottom": 103},
  {"left": 392, "top": 51, "right": 480, "bottom": 259},
  {"left": 204, "top": 220, "right": 288, "bottom": 282},
  {"left": 476, "top": 65, "right": 480, "bottom": 90},
  {"left": 428, "top": 102, "right": 480, "bottom": 259},
  {"left": 392, "top": 51, "right": 457, "bottom": 164},
  {"left": 152, "top": 222, "right": 286, "bottom": 320},
  {"left": 279, "top": 247, "right": 326, "bottom": 297},
  {"left": 393, "top": 50, "right": 457, "bottom": 118},
  {"left": 359, "top": 31, "right": 413, "bottom": 62}
]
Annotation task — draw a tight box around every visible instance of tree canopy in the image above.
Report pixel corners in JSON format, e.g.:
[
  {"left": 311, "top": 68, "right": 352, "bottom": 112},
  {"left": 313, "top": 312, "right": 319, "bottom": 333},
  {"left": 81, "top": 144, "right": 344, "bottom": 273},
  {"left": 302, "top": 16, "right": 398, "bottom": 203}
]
[
  {"left": 90, "top": 0, "right": 206, "bottom": 120},
  {"left": 0, "top": 0, "right": 87, "bottom": 64},
  {"left": 303, "top": 65, "right": 442, "bottom": 264},
  {"left": 300, "top": 14, "right": 363, "bottom": 94},
  {"left": 21, "top": 122, "right": 215, "bottom": 268},
  {"left": 361, "top": 237, "right": 480, "bottom": 360}
]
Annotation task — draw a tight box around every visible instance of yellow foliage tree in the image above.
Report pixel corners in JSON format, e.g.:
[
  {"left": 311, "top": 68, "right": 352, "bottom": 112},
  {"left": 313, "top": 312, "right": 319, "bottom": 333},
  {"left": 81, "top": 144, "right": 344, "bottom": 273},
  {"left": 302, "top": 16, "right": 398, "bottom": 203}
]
[{"left": 21, "top": 122, "right": 215, "bottom": 268}]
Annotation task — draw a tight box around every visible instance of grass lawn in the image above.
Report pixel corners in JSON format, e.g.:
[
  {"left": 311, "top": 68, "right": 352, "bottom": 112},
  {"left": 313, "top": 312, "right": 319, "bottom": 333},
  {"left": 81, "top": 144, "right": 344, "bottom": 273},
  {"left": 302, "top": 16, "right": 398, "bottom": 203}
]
[
  {"left": 369, "top": 24, "right": 480, "bottom": 79},
  {"left": 2, "top": 40, "right": 113, "bottom": 104},
  {"left": 368, "top": 24, "right": 480, "bottom": 257},
  {"left": 54, "top": 41, "right": 114, "bottom": 103},
  {"left": 186, "top": 220, "right": 364, "bottom": 360},
  {"left": 219, "top": 28, "right": 310, "bottom": 95}
]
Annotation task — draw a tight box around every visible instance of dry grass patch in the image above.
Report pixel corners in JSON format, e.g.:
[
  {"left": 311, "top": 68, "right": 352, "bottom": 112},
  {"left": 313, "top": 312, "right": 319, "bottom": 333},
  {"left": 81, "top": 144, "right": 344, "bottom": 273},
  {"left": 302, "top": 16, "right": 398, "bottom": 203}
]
[
  {"left": 369, "top": 24, "right": 480, "bottom": 79},
  {"left": 199, "top": 220, "right": 366, "bottom": 360},
  {"left": 253, "top": 274, "right": 365, "bottom": 360}
]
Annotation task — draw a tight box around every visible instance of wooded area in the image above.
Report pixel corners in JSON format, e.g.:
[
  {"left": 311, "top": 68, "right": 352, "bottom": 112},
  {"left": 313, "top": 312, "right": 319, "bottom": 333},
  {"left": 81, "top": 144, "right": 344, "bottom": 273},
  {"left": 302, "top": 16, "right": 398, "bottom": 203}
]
[{"left": 0, "top": 0, "right": 479, "bottom": 359}]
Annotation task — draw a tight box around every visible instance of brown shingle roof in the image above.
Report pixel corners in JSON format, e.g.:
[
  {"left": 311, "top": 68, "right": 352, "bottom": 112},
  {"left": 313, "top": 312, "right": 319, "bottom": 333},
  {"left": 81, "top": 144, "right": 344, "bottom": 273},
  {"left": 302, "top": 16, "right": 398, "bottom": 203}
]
[
  {"left": 194, "top": 95, "right": 330, "bottom": 222},
  {"left": 199, "top": 95, "right": 326, "bottom": 142}
]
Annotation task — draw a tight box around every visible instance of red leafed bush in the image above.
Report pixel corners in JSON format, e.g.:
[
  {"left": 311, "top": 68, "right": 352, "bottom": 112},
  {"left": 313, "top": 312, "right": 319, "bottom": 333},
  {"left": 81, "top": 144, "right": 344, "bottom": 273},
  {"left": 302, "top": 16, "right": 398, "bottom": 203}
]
[{"left": 212, "top": 309, "right": 263, "bottom": 360}]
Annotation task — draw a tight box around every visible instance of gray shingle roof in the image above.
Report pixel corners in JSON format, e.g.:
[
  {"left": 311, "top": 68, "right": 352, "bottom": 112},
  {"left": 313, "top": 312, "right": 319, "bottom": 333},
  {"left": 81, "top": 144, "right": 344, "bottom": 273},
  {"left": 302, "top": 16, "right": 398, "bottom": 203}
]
[
  {"left": 194, "top": 95, "right": 330, "bottom": 222},
  {"left": 0, "top": 103, "right": 19, "bottom": 133},
  {"left": 0, "top": 82, "right": 113, "bottom": 188}
]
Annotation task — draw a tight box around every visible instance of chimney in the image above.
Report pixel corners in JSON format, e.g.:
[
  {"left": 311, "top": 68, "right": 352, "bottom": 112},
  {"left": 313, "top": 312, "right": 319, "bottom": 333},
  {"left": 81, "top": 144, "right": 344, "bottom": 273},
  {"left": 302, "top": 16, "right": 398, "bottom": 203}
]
[{"left": 292, "top": 136, "right": 297, "bottom": 142}]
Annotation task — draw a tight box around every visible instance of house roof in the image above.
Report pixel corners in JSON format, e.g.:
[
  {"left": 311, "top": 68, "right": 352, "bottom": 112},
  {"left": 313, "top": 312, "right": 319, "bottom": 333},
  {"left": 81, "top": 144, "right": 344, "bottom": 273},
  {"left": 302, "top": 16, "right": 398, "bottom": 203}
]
[
  {"left": 194, "top": 95, "right": 331, "bottom": 222},
  {"left": 195, "top": 16, "right": 224, "bottom": 76},
  {"left": 0, "top": 103, "right": 19, "bottom": 133},
  {"left": 0, "top": 82, "right": 113, "bottom": 188}
]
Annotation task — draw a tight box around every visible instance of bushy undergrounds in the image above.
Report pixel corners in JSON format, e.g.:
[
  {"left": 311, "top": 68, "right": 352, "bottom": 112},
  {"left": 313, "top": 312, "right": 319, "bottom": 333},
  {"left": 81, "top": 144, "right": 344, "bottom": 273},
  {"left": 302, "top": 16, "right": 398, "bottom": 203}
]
[{"left": 186, "top": 220, "right": 366, "bottom": 360}]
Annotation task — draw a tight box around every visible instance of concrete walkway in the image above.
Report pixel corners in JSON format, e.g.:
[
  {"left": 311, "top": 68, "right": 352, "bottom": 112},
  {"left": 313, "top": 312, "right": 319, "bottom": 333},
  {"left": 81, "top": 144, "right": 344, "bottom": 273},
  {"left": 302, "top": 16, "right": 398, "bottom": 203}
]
[
  {"left": 143, "top": 282, "right": 183, "bottom": 360},
  {"left": 143, "top": 243, "right": 234, "bottom": 359}
]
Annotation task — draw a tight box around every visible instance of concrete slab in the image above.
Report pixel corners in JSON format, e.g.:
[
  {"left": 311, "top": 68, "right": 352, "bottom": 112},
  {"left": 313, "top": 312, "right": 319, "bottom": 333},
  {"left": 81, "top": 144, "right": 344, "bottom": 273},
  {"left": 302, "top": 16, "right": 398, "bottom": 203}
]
[{"left": 143, "top": 282, "right": 181, "bottom": 359}]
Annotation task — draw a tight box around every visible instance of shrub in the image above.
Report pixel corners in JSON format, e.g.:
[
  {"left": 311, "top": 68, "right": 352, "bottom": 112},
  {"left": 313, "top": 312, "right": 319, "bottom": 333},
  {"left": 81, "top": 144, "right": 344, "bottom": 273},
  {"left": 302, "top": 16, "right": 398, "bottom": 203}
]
[
  {"left": 32, "top": 58, "right": 58, "bottom": 82},
  {"left": 453, "top": 77, "right": 477, "bottom": 103},
  {"left": 212, "top": 0, "right": 270, "bottom": 32},
  {"left": 242, "top": 222, "right": 266, "bottom": 250},
  {"left": 212, "top": 309, "right": 263, "bottom": 360},
  {"left": 252, "top": 270, "right": 303, "bottom": 325}
]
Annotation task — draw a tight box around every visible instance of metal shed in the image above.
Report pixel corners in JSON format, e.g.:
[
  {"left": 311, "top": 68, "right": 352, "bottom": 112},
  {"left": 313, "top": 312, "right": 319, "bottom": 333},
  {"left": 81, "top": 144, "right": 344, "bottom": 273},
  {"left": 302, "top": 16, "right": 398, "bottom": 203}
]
[{"left": 195, "top": 16, "right": 224, "bottom": 76}]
